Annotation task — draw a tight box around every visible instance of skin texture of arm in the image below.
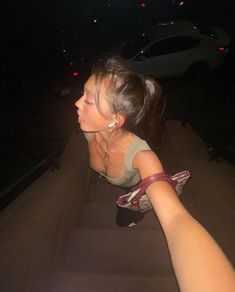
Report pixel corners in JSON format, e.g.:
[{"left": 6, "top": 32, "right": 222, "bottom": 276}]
[{"left": 133, "top": 150, "right": 235, "bottom": 292}]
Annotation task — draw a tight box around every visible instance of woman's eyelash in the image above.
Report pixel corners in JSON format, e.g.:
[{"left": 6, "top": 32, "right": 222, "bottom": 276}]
[{"left": 85, "top": 100, "right": 93, "bottom": 105}]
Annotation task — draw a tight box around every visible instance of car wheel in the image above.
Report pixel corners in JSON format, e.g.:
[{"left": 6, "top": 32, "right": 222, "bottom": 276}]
[{"left": 185, "top": 62, "right": 209, "bottom": 81}]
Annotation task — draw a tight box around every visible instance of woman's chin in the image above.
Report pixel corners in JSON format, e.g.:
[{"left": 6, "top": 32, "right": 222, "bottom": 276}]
[
  {"left": 79, "top": 124, "right": 93, "bottom": 132},
  {"left": 79, "top": 122, "right": 104, "bottom": 133},
  {"left": 79, "top": 124, "right": 87, "bottom": 131}
]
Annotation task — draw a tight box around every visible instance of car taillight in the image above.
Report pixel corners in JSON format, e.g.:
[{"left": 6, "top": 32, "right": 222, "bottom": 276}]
[{"left": 217, "top": 47, "right": 225, "bottom": 52}]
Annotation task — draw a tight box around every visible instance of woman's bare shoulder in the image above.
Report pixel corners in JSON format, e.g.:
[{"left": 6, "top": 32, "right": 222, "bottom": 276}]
[{"left": 132, "top": 150, "right": 164, "bottom": 178}]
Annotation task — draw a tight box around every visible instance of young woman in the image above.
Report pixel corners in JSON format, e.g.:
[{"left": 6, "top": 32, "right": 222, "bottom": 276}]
[
  {"left": 75, "top": 55, "right": 164, "bottom": 226},
  {"left": 75, "top": 56, "right": 235, "bottom": 291}
]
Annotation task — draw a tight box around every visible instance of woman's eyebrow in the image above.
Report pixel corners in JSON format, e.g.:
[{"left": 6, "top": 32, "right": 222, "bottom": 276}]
[
  {"left": 84, "top": 83, "right": 91, "bottom": 94},
  {"left": 84, "top": 86, "right": 94, "bottom": 100},
  {"left": 85, "top": 88, "right": 91, "bottom": 96}
]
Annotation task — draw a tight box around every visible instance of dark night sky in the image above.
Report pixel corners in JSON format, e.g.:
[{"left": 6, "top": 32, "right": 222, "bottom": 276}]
[{"left": 1, "top": 0, "right": 235, "bottom": 94}]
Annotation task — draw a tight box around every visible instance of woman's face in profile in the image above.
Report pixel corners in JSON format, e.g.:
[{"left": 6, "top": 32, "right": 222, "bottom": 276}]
[{"left": 75, "top": 74, "right": 113, "bottom": 133}]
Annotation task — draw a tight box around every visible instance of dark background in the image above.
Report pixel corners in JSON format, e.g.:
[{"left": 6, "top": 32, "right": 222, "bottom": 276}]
[
  {"left": 1, "top": 1, "right": 235, "bottom": 201},
  {"left": 2, "top": 0, "right": 234, "bottom": 94}
]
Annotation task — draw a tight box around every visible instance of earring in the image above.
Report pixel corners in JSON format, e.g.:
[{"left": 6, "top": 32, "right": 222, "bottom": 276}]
[{"left": 108, "top": 119, "right": 118, "bottom": 128}]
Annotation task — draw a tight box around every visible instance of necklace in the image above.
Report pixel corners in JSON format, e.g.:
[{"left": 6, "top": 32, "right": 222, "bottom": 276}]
[
  {"left": 103, "top": 148, "right": 110, "bottom": 159},
  {"left": 99, "top": 136, "right": 111, "bottom": 159},
  {"left": 97, "top": 130, "right": 128, "bottom": 160}
]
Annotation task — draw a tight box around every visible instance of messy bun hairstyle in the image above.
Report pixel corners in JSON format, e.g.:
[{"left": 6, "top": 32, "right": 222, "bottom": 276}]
[{"left": 91, "top": 55, "right": 163, "bottom": 140}]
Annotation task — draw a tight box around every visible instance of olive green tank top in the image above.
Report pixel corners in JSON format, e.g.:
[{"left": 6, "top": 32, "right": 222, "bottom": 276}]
[{"left": 84, "top": 132, "right": 151, "bottom": 187}]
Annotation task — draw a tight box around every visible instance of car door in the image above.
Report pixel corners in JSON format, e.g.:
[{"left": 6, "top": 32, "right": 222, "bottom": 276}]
[{"left": 131, "top": 36, "right": 201, "bottom": 78}]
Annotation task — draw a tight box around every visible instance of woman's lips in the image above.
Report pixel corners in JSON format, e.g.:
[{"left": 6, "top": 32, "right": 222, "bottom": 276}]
[{"left": 78, "top": 114, "right": 84, "bottom": 123}]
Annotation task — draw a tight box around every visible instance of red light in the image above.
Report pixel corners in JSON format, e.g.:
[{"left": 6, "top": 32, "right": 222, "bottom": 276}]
[
  {"left": 73, "top": 71, "right": 79, "bottom": 76},
  {"left": 217, "top": 47, "right": 225, "bottom": 52},
  {"left": 140, "top": 3, "right": 146, "bottom": 8}
]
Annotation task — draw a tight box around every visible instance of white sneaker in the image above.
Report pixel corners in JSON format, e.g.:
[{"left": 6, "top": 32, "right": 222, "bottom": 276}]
[{"left": 128, "top": 222, "right": 137, "bottom": 228}]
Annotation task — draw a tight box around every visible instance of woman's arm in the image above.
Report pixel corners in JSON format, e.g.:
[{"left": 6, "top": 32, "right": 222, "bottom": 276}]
[
  {"left": 147, "top": 181, "right": 235, "bottom": 292},
  {"left": 134, "top": 151, "right": 235, "bottom": 292}
]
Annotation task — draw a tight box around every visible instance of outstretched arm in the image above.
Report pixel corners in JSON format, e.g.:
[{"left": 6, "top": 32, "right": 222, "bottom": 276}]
[{"left": 134, "top": 151, "right": 235, "bottom": 292}]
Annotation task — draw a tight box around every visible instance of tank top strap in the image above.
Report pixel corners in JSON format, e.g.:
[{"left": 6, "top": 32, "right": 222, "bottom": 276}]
[
  {"left": 125, "top": 136, "right": 151, "bottom": 171},
  {"left": 84, "top": 132, "right": 94, "bottom": 143}
]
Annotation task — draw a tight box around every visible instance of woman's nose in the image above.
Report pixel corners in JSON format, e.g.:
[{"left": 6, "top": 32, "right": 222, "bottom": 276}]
[{"left": 75, "top": 97, "right": 82, "bottom": 109}]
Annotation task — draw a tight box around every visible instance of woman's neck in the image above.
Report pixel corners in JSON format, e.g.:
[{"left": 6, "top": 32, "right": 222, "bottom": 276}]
[
  {"left": 94, "top": 129, "right": 132, "bottom": 159},
  {"left": 97, "top": 129, "right": 129, "bottom": 147}
]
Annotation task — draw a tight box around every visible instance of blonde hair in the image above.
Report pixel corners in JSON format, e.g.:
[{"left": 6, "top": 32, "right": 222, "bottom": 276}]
[{"left": 91, "top": 55, "right": 163, "bottom": 138}]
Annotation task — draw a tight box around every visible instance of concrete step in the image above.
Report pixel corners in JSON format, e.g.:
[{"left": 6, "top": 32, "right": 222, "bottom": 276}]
[
  {"left": 51, "top": 270, "right": 179, "bottom": 292},
  {"left": 78, "top": 202, "right": 161, "bottom": 230},
  {"left": 62, "top": 228, "right": 173, "bottom": 275},
  {"left": 87, "top": 182, "right": 123, "bottom": 203}
]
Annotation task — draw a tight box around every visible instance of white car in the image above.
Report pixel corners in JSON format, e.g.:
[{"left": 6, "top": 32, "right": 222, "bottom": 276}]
[{"left": 115, "top": 21, "right": 230, "bottom": 79}]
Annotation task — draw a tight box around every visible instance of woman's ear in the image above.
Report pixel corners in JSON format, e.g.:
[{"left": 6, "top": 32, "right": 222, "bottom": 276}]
[{"left": 115, "top": 114, "right": 125, "bottom": 128}]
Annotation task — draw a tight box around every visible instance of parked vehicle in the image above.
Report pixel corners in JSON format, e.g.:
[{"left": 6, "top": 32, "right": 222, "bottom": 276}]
[{"left": 114, "top": 21, "right": 231, "bottom": 79}]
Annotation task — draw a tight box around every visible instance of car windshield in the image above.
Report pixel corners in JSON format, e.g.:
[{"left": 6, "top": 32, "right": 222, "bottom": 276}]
[{"left": 121, "top": 36, "right": 150, "bottom": 59}]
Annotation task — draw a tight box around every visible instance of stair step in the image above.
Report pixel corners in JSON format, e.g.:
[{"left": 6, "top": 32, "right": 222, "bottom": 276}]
[
  {"left": 78, "top": 202, "right": 161, "bottom": 230},
  {"left": 62, "top": 229, "right": 173, "bottom": 274},
  {"left": 51, "top": 270, "right": 179, "bottom": 292},
  {"left": 88, "top": 182, "right": 123, "bottom": 203}
]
